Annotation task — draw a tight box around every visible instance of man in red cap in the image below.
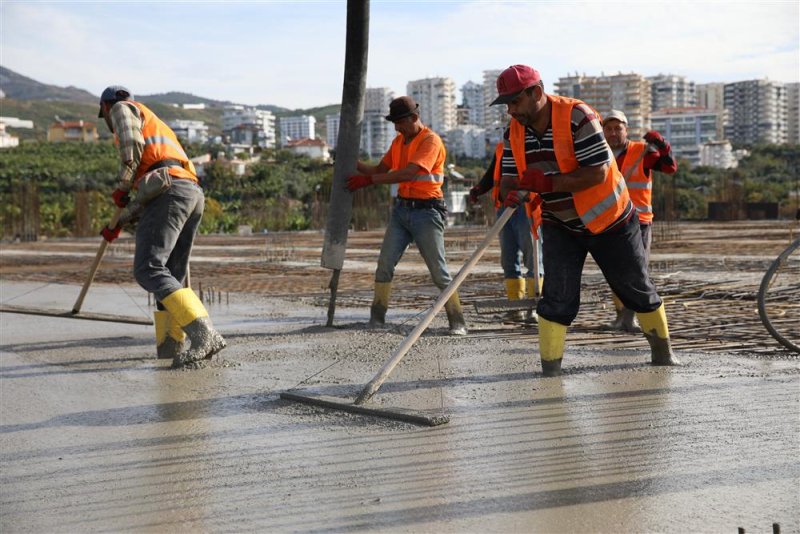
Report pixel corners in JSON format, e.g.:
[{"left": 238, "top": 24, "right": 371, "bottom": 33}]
[
  {"left": 346, "top": 96, "right": 467, "bottom": 335},
  {"left": 491, "top": 65, "right": 679, "bottom": 376}
]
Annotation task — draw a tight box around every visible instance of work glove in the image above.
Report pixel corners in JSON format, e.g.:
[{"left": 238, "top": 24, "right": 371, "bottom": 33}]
[
  {"left": 644, "top": 130, "right": 668, "bottom": 150},
  {"left": 504, "top": 190, "right": 528, "bottom": 208},
  {"left": 468, "top": 185, "right": 483, "bottom": 204},
  {"left": 346, "top": 174, "right": 373, "bottom": 192},
  {"left": 111, "top": 188, "right": 130, "bottom": 208},
  {"left": 101, "top": 224, "right": 121, "bottom": 243},
  {"left": 518, "top": 167, "right": 554, "bottom": 193}
]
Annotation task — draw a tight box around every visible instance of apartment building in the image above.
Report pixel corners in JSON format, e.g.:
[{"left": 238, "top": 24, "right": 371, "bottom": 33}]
[
  {"left": 460, "top": 80, "right": 484, "bottom": 127},
  {"left": 407, "top": 77, "right": 457, "bottom": 135},
  {"left": 648, "top": 74, "right": 696, "bottom": 111},
  {"left": 0, "top": 122, "right": 19, "bottom": 148},
  {"left": 445, "top": 125, "right": 487, "bottom": 160},
  {"left": 222, "top": 106, "right": 276, "bottom": 148},
  {"left": 651, "top": 107, "right": 719, "bottom": 165},
  {"left": 362, "top": 87, "right": 395, "bottom": 159},
  {"left": 482, "top": 69, "right": 505, "bottom": 131},
  {"left": 555, "top": 72, "right": 652, "bottom": 138},
  {"left": 696, "top": 82, "right": 727, "bottom": 140},
  {"left": 700, "top": 140, "right": 738, "bottom": 169},
  {"left": 167, "top": 119, "right": 209, "bottom": 144},
  {"left": 724, "top": 79, "right": 786, "bottom": 145},
  {"left": 279, "top": 115, "right": 316, "bottom": 147},
  {"left": 47, "top": 120, "right": 98, "bottom": 143},
  {"left": 786, "top": 82, "right": 800, "bottom": 144}
]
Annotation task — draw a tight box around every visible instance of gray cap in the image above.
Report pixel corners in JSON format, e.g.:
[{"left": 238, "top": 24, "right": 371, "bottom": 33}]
[
  {"left": 98, "top": 85, "right": 132, "bottom": 117},
  {"left": 603, "top": 109, "right": 628, "bottom": 125}
]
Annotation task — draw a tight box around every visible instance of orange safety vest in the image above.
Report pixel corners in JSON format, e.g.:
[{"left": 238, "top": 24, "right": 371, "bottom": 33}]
[
  {"left": 491, "top": 141, "right": 542, "bottom": 238},
  {"left": 122, "top": 101, "right": 198, "bottom": 187},
  {"left": 620, "top": 140, "right": 652, "bottom": 224},
  {"left": 388, "top": 127, "right": 445, "bottom": 200},
  {"left": 508, "top": 95, "right": 629, "bottom": 234}
]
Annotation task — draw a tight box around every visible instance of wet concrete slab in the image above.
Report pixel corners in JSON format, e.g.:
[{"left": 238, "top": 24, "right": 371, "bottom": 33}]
[{"left": 1, "top": 280, "right": 798, "bottom": 533}]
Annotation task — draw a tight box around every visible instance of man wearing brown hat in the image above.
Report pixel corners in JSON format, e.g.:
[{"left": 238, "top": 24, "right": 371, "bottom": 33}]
[
  {"left": 491, "top": 65, "right": 679, "bottom": 375},
  {"left": 602, "top": 109, "right": 677, "bottom": 332},
  {"left": 346, "top": 96, "right": 467, "bottom": 335}
]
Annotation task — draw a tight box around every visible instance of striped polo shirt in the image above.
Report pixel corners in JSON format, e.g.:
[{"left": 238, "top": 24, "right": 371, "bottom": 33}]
[{"left": 501, "top": 102, "right": 633, "bottom": 234}]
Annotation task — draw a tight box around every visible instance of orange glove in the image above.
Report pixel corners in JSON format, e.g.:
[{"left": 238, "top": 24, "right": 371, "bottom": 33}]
[{"left": 346, "top": 175, "right": 373, "bottom": 192}]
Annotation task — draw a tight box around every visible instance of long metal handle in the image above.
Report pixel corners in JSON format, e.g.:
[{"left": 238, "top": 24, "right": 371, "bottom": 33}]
[
  {"left": 72, "top": 207, "right": 123, "bottom": 314},
  {"left": 354, "top": 205, "right": 518, "bottom": 405}
]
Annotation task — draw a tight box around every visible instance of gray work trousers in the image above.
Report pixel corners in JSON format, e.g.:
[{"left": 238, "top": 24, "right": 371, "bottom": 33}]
[{"left": 133, "top": 179, "right": 204, "bottom": 303}]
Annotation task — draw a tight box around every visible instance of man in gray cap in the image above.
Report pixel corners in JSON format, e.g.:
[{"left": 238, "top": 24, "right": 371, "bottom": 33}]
[{"left": 98, "top": 85, "right": 226, "bottom": 368}]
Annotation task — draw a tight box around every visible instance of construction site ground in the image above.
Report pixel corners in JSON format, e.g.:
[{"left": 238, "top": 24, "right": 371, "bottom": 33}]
[{"left": 1, "top": 220, "right": 798, "bottom": 533}]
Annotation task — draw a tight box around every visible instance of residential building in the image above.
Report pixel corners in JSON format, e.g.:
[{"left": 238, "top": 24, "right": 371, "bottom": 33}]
[
  {"left": 222, "top": 106, "right": 276, "bottom": 148},
  {"left": 325, "top": 114, "right": 340, "bottom": 149},
  {"left": 555, "top": 72, "right": 652, "bottom": 137},
  {"left": 648, "top": 74, "right": 696, "bottom": 111},
  {"left": 407, "top": 77, "right": 457, "bottom": 135},
  {"left": 482, "top": 69, "right": 505, "bottom": 131},
  {"left": 696, "top": 82, "right": 727, "bottom": 140},
  {"left": 285, "top": 138, "right": 330, "bottom": 161},
  {"left": 445, "top": 125, "right": 487, "bottom": 160},
  {"left": 786, "top": 82, "right": 800, "bottom": 144},
  {"left": 168, "top": 119, "right": 209, "bottom": 144},
  {"left": 724, "top": 79, "right": 787, "bottom": 145},
  {"left": 47, "top": 120, "right": 98, "bottom": 142},
  {"left": 456, "top": 106, "right": 471, "bottom": 126},
  {"left": 700, "top": 140, "right": 738, "bottom": 169},
  {"left": 280, "top": 115, "right": 316, "bottom": 147},
  {"left": 650, "top": 107, "right": 718, "bottom": 165},
  {"left": 362, "top": 87, "right": 395, "bottom": 159},
  {"left": 0, "top": 122, "right": 19, "bottom": 148},
  {"left": 460, "top": 80, "right": 484, "bottom": 127},
  {"left": 0, "top": 117, "right": 34, "bottom": 129}
]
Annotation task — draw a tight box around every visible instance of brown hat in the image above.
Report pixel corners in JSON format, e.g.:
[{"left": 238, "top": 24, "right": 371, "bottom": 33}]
[{"left": 385, "top": 96, "right": 419, "bottom": 122}]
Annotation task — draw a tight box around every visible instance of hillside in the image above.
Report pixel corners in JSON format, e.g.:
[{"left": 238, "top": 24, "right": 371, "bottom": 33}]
[{"left": 0, "top": 66, "right": 97, "bottom": 104}]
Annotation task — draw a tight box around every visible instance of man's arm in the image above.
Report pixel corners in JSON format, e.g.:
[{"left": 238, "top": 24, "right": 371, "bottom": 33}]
[
  {"left": 501, "top": 163, "right": 607, "bottom": 196},
  {"left": 369, "top": 163, "right": 422, "bottom": 184},
  {"left": 356, "top": 160, "right": 390, "bottom": 175},
  {"left": 111, "top": 102, "right": 144, "bottom": 192}
]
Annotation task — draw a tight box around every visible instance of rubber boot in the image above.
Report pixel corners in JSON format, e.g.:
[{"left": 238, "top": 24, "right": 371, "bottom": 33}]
[
  {"left": 525, "top": 276, "right": 542, "bottom": 323},
  {"left": 539, "top": 316, "right": 567, "bottom": 377},
  {"left": 369, "top": 281, "right": 391, "bottom": 327},
  {"left": 637, "top": 303, "right": 680, "bottom": 366},
  {"left": 154, "top": 310, "right": 185, "bottom": 360},
  {"left": 161, "top": 288, "right": 227, "bottom": 368},
  {"left": 619, "top": 308, "right": 640, "bottom": 333},
  {"left": 444, "top": 293, "right": 468, "bottom": 336},
  {"left": 504, "top": 278, "right": 525, "bottom": 322}
]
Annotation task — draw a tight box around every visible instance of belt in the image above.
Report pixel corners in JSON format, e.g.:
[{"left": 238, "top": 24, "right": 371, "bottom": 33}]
[
  {"left": 394, "top": 197, "right": 446, "bottom": 210},
  {"left": 146, "top": 159, "right": 185, "bottom": 173}
]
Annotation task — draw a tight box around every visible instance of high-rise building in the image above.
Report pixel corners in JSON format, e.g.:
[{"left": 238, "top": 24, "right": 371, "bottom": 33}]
[
  {"left": 168, "top": 120, "right": 209, "bottom": 144},
  {"left": 786, "top": 82, "right": 800, "bottom": 145},
  {"left": 651, "top": 107, "right": 719, "bottom": 165},
  {"left": 555, "top": 72, "right": 652, "bottom": 138},
  {"left": 325, "top": 114, "right": 339, "bottom": 149},
  {"left": 279, "top": 115, "right": 316, "bottom": 147},
  {"left": 648, "top": 74, "right": 696, "bottom": 111},
  {"left": 407, "top": 77, "right": 457, "bottom": 135},
  {"left": 696, "top": 83, "right": 727, "bottom": 140},
  {"left": 460, "top": 80, "right": 484, "bottom": 127},
  {"left": 724, "top": 79, "right": 787, "bottom": 145},
  {"left": 222, "top": 106, "right": 276, "bottom": 148},
  {"left": 445, "top": 125, "right": 487, "bottom": 160},
  {"left": 700, "top": 140, "right": 738, "bottom": 169},
  {"left": 362, "top": 87, "right": 395, "bottom": 159},
  {"left": 482, "top": 69, "right": 505, "bottom": 131}
]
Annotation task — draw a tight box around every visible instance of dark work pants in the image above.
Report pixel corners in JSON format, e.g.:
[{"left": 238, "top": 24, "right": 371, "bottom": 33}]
[{"left": 538, "top": 214, "right": 662, "bottom": 326}]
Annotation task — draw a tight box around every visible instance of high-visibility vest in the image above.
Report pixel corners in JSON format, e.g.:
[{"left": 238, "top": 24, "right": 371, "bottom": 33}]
[
  {"left": 388, "top": 127, "right": 445, "bottom": 200},
  {"left": 124, "top": 101, "right": 198, "bottom": 186},
  {"left": 508, "top": 95, "right": 630, "bottom": 234},
  {"left": 620, "top": 140, "right": 652, "bottom": 224},
  {"left": 492, "top": 141, "right": 542, "bottom": 238}
]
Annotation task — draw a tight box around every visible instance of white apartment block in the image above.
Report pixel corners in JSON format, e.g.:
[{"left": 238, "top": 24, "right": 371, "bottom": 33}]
[
  {"left": 460, "top": 81, "right": 484, "bottom": 127},
  {"left": 279, "top": 115, "right": 316, "bottom": 147},
  {"left": 407, "top": 77, "right": 457, "bottom": 135},
  {"left": 648, "top": 74, "right": 696, "bottom": 111},
  {"left": 651, "top": 107, "right": 719, "bottom": 165},
  {"left": 362, "top": 87, "right": 395, "bottom": 159},
  {"left": 555, "top": 72, "right": 652, "bottom": 138},
  {"left": 724, "top": 79, "right": 787, "bottom": 145},
  {"left": 786, "top": 82, "right": 800, "bottom": 144},
  {"left": 700, "top": 140, "right": 738, "bottom": 169},
  {"left": 0, "top": 116, "right": 34, "bottom": 129},
  {"left": 696, "top": 82, "right": 727, "bottom": 140},
  {"left": 445, "top": 125, "right": 487, "bottom": 160},
  {"left": 167, "top": 119, "right": 209, "bottom": 144},
  {"left": 482, "top": 69, "right": 506, "bottom": 131},
  {"left": 325, "top": 114, "right": 340, "bottom": 149},
  {"left": 222, "top": 106, "right": 276, "bottom": 148}
]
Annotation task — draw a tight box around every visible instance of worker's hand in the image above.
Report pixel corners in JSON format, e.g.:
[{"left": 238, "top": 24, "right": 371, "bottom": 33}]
[
  {"left": 111, "top": 188, "right": 130, "bottom": 208},
  {"left": 346, "top": 174, "right": 373, "bottom": 192},
  {"left": 101, "top": 224, "right": 121, "bottom": 243},
  {"left": 468, "top": 186, "right": 482, "bottom": 204},
  {"left": 504, "top": 190, "right": 528, "bottom": 208},
  {"left": 644, "top": 131, "right": 668, "bottom": 150},
  {"left": 519, "top": 167, "right": 553, "bottom": 193}
]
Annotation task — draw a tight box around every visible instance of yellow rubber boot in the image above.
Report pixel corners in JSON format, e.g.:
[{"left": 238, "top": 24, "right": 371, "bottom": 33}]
[
  {"left": 444, "top": 292, "right": 468, "bottom": 336},
  {"left": 538, "top": 316, "right": 567, "bottom": 376},
  {"left": 504, "top": 278, "right": 525, "bottom": 321},
  {"left": 154, "top": 310, "right": 185, "bottom": 360},
  {"left": 637, "top": 303, "right": 680, "bottom": 366},
  {"left": 161, "top": 288, "right": 226, "bottom": 368},
  {"left": 369, "top": 281, "right": 392, "bottom": 326}
]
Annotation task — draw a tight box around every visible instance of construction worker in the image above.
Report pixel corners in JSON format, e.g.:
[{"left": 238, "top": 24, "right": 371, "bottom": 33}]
[
  {"left": 97, "top": 85, "right": 226, "bottom": 368},
  {"left": 602, "top": 110, "right": 678, "bottom": 332},
  {"left": 491, "top": 65, "right": 679, "bottom": 376},
  {"left": 346, "top": 96, "right": 467, "bottom": 335},
  {"left": 469, "top": 143, "right": 542, "bottom": 321}
]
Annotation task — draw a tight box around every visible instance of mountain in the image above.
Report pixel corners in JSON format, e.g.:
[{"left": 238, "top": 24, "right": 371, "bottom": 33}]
[{"left": 0, "top": 66, "right": 98, "bottom": 104}]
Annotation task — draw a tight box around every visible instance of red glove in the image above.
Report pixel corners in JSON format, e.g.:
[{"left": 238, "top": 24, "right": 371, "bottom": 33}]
[
  {"left": 644, "top": 131, "right": 667, "bottom": 150},
  {"left": 468, "top": 186, "right": 482, "bottom": 204},
  {"left": 518, "top": 168, "right": 553, "bottom": 193},
  {"left": 504, "top": 190, "right": 528, "bottom": 208},
  {"left": 101, "top": 224, "right": 121, "bottom": 243},
  {"left": 111, "top": 188, "right": 130, "bottom": 208},
  {"left": 346, "top": 175, "right": 373, "bottom": 192}
]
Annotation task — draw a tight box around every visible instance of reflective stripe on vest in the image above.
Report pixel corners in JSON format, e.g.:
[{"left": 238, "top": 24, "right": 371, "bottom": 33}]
[
  {"left": 508, "top": 95, "right": 630, "bottom": 234},
  {"left": 390, "top": 127, "right": 445, "bottom": 200},
  {"left": 621, "top": 140, "right": 653, "bottom": 223},
  {"left": 129, "top": 102, "right": 197, "bottom": 185}
]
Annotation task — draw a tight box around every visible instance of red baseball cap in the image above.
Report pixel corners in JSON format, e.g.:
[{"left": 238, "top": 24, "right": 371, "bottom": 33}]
[{"left": 490, "top": 65, "right": 541, "bottom": 106}]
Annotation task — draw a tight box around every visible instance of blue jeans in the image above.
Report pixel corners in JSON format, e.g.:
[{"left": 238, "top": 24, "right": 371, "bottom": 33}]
[
  {"left": 497, "top": 206, "right": 542, "bottom": 279},
  {"left": 375, "top": 203, "right": 452, "bottom": 290},
  {"left": 134, "top": 179, "right": 205, "bottom": 302},
  {"left": 538, "top": 214, "right": 661, "bottom": 325}
]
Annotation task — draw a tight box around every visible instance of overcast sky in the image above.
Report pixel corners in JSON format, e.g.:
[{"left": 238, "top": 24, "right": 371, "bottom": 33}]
[{"left": 2, "top": 0, "right": 798, "bottom": 109}]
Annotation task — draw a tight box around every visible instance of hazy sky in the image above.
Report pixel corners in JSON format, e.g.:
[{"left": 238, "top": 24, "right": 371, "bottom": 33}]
[{"left": 2, "top": 0, "right": 798, "bottom": 109}]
